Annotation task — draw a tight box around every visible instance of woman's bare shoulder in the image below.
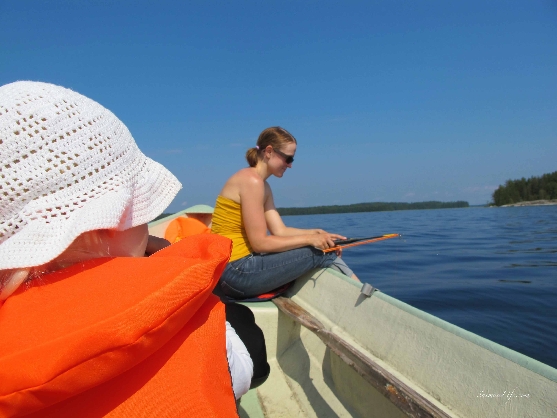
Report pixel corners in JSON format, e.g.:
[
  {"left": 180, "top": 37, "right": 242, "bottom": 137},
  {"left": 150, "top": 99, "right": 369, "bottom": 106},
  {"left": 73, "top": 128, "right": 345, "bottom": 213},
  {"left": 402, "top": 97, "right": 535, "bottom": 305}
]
[
  {"left": 221, "top": 168, "right": 263, "bottom": 201},
  {"left": 233, "top": 168, "right": 263, "bottom": 185}
]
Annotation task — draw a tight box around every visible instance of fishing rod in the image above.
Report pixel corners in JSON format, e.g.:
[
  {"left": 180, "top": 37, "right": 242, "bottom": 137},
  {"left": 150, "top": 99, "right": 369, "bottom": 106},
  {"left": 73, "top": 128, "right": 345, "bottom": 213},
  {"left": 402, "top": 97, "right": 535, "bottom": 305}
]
[{"left": 322, "top": 233, "right": 400, "bottom": 253}]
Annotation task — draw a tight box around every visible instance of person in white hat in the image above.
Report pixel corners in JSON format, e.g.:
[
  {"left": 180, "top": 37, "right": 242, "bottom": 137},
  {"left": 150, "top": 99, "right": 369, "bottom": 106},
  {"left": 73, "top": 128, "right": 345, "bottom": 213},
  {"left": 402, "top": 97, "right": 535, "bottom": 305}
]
[{"left": 0, "top": 81, "right": 254, "bottom": 416}]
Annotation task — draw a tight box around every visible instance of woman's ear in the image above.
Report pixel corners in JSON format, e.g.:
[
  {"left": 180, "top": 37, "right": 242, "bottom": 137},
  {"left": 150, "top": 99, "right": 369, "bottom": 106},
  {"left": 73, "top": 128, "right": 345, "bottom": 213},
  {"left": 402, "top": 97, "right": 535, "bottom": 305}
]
[{"left": 264, "top": 145, "right": 273, "bottom": 159}]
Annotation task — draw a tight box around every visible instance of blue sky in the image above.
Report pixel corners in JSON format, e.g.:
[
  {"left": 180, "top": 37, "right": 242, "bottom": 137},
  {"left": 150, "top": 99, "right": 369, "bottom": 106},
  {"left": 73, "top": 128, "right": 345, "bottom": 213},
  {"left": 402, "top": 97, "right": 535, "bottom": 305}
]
[{"left": 2, "top": 0, "right": 556, "bottom": 210}]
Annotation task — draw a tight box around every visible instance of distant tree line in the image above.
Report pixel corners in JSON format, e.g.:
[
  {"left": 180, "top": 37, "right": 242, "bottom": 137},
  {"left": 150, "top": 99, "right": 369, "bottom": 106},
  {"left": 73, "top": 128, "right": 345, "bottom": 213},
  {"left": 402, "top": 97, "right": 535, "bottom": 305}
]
[
  {"left": 492, "top": 171, "right": 557, "bottom": 206},
  {"left": 152, "top": 200, "right": 470, "bottom": 221},
  {"left": 277, "top": 201, "right": 469, "bottom": 216}
]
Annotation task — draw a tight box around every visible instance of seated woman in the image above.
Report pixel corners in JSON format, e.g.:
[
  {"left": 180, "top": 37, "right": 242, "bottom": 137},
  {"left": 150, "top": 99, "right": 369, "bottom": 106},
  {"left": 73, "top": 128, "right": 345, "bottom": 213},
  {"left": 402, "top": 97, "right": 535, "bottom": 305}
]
[
  {"left": 211, "top": 126, "right": 358, "bottom": 300},
  {"left": 0, "top": 81, "right": 256, "bottom": 417},
  {"left": 164, "top": 204, "right": 213, "bottom": 243}
]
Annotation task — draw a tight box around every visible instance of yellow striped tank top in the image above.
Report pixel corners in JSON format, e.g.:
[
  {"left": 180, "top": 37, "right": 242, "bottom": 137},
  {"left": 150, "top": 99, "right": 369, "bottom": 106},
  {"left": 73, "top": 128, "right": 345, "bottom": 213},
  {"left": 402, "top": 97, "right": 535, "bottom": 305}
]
[{"left": 211, "top": 195, "right": 253, "bottom": 262}]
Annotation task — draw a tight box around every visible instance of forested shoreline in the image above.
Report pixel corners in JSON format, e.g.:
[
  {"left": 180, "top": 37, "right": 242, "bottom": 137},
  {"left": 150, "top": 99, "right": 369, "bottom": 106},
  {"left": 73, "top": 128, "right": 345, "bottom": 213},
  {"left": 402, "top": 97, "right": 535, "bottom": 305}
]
[
  {"left": 277, "top": 201, "right": 469, "bottom": 216},
  {"left": 492, "top": 171, "right": 557, "bottom": 206},
  {"left": 153, "top": 201, "right": 470, "bottom": 221}
]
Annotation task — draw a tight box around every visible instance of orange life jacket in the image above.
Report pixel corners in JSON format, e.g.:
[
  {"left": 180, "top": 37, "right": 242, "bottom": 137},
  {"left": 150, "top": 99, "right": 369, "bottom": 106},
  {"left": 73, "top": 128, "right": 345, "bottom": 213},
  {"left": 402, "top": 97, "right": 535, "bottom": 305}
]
[
  {"left": 165, "top": 217, "right": 211, "bottom": 243},
  {"left": 0, "top": 234, "right": 237, "bottom": 417}
]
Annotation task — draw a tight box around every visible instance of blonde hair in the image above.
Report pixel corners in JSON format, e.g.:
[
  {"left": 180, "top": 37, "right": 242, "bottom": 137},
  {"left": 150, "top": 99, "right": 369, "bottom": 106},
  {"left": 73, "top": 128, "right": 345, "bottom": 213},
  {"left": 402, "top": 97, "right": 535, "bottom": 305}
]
[{"left": 245, "top": 127, "right": 297, "bottom": 167}]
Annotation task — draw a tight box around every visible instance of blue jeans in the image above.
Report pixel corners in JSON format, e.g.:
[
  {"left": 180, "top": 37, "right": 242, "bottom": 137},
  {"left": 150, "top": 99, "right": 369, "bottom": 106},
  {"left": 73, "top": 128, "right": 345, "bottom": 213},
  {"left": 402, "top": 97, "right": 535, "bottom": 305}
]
[{"left": 218, "top": 247, "right": 354, "bottom": 298}]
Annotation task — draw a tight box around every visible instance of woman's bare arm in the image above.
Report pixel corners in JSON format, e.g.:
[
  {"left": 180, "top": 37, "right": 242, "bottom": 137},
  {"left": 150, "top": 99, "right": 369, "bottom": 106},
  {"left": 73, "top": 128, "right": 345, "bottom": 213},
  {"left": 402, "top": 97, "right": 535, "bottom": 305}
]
[
  {"left": 264, "top": 192, "right": 344, "bottom": 238},
  {"left": 240, "top": 175, "right": 343, "bottom": 252}
]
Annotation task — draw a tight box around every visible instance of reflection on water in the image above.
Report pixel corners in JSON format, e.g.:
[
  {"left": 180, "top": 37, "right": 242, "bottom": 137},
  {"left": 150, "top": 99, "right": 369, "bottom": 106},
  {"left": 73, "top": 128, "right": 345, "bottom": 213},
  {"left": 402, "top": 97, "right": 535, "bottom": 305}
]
[
  {"left": 508, "top": 262, "right": 557, "bottom": 268},
  {"left": 285, "top": 206, "right": 557, "bottom": 369},
  {"left": 498, "top": 279, "right": 531, "bottom": 283}
]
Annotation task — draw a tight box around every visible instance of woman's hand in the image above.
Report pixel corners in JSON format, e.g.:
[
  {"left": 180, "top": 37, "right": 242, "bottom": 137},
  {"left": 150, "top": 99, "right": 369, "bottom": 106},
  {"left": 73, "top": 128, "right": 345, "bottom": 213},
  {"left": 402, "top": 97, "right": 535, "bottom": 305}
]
[{"left": 307, "top": 232, "right": 345, "bottom": 250}]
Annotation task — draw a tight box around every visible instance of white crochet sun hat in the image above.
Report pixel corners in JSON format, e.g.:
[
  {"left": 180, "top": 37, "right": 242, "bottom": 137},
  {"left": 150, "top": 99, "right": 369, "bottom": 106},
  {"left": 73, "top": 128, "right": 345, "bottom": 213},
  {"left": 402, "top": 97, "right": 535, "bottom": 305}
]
[{"left": 0, "top": 81, "right": 182, "bottom": 270}]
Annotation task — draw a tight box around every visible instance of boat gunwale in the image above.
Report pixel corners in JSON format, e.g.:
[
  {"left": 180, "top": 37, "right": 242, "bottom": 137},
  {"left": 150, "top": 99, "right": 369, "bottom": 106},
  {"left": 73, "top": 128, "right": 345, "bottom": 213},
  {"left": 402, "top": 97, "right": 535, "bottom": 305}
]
[
  {"left": 149, "top": 209, "right": 193, "bottom": 227},
  {"left": 273, "top": 296, "right": 453, "bottom": 418}
]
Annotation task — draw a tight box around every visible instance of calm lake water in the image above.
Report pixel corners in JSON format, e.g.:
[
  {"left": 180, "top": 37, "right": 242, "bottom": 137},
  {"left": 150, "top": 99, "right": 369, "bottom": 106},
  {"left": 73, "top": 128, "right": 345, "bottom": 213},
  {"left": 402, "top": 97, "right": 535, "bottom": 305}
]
[{"left": 284, "top": 206, "right": 557, "bottom": 369}]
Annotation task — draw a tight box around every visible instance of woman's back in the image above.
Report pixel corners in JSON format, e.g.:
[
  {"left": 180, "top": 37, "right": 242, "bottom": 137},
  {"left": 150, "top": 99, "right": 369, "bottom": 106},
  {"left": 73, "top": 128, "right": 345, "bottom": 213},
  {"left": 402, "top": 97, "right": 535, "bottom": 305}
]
[{"left": 212, "top": 195, "right": 253, "bottom": 262}]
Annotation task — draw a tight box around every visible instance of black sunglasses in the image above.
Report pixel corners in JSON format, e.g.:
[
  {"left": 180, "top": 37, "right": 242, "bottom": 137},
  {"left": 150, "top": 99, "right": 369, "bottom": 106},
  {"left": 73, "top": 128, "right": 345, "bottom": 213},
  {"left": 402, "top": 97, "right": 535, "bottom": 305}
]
[{"left": 273, "top": 148, "right": 295, "bottom": 164}]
